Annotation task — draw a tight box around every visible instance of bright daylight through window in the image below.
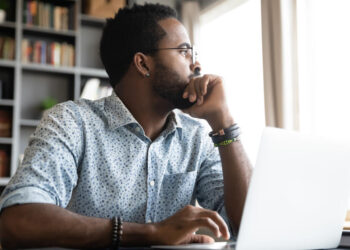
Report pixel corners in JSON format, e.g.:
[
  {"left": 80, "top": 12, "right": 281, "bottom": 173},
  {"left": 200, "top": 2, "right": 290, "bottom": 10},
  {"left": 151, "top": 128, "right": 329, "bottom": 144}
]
[{"left": 199, "top": 0, "right": 265, "bottom": 163}]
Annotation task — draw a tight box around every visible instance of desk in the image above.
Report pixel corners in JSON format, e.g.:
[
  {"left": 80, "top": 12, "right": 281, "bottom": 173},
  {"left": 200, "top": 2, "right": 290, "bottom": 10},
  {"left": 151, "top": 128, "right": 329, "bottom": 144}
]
[{"left": 22, "top": 233, "right": 350, "bottom": 250}]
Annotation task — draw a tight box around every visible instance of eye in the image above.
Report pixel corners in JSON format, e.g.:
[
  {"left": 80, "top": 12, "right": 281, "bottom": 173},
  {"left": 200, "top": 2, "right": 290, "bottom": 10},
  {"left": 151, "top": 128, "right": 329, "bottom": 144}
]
[{"left": 179, "top": 49, "right": 189, "bottom": 56}]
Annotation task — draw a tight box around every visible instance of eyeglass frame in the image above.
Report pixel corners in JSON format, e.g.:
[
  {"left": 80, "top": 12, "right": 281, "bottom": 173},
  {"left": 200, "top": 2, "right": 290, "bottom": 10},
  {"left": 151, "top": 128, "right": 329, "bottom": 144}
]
[{"left": 144, "top": 45, "right": 198, "bottom": 65}]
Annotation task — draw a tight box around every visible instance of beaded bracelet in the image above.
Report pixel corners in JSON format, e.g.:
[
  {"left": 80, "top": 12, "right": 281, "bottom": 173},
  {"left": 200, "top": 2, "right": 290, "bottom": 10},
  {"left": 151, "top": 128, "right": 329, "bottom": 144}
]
[
  {"left": 111, "top": 217, "right": 123, "bottom": 250},
  {"left": 214, "top": 137, "right": 240, "bottom": 147}
]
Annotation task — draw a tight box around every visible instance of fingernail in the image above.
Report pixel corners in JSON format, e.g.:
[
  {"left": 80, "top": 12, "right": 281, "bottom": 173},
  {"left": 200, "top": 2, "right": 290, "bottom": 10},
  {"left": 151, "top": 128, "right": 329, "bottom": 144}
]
[
  {"left": 183, "top": 92, "right": 188, "bottom": 98},
  {"left": 189, "top": 95, "right": 195, "bottom": 102}
]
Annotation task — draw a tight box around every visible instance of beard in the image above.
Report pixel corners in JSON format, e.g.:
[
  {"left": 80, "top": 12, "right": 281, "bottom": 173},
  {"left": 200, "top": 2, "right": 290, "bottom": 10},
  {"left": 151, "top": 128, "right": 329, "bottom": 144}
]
[{"left": 152, "top": 62, "right": 195, "bottom": 110}]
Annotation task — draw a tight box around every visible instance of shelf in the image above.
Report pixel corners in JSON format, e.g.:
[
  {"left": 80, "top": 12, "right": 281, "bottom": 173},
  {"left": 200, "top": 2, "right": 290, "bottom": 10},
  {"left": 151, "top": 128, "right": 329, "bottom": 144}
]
[
  {"left": 79, "top": 67, "right": 108, "bottom": 78},
  {"left": 23, "top": 25, "right": 77, "bottom": 38},
  {"left": 80, "top": 14, "right": 106, "bottom": 26},
  {"left": 0, "top": 59, "right": 16, "bottom": 67},
  {"left": 22, "top": 63, "right": 75, "bottom": 74},
  {"left": 0, "top": 21, "right": 16, "bottom": 29},
  {"left": 20, "top": 119, "right": 40, "bottom": 127},
  {"left": 0, "top": 99, "right": 14, "bottom": 106},
  {"left": 0, "top": 137, "right": 12, "bottom": 144},
  {"left": 0, "top": 177, "right": 11, "bottom": 186}
]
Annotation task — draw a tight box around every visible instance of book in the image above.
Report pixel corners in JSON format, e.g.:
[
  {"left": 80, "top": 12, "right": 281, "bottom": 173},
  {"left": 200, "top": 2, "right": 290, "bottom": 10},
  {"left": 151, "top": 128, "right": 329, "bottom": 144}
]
[
  {"left": 0, "top": 109, "right": 11, "bottom": 137},
  {"left": 23, "top": 0, "right": 75, "bottom": 31},
  {"left": 22, "top": 38, "right": 75, "bottom": 67},
  {"left": 0, "top": 149, "right": 9, "bottom": 177},
  {"left": 0, "top": 36, "right": 15, "bottom": 60}
]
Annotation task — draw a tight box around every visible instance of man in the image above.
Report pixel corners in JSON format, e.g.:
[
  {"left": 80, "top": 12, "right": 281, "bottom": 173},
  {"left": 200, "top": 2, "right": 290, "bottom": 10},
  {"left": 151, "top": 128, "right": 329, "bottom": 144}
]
[{"left": 0, "top": 3, "right": 252, "bottom": 249}]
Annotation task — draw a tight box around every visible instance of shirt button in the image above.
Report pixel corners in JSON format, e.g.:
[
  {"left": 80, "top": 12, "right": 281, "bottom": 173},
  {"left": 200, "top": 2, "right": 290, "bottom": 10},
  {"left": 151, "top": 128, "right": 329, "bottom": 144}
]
[
  {"left": 150, "top": 180, "right": 155, "bottom": 186},
  {"left": 147, "top": 219, "right": 152, "bottom": 223},
  {"left": 135, "top": 127, "right": 141, "bottom": 133}
]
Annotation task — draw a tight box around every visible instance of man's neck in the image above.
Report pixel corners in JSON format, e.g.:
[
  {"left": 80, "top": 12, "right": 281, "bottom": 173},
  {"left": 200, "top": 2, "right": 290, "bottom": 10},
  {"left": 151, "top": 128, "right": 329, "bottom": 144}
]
[{"left": 115, "top": 83, "right": 172, "bottom": 141}]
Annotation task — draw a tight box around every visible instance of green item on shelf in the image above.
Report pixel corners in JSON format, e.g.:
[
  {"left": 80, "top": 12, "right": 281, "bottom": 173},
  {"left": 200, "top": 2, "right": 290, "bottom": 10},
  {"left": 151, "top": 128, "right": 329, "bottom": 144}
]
[{"left": 40, "top": 97, "right": 58, "bottom": 110}]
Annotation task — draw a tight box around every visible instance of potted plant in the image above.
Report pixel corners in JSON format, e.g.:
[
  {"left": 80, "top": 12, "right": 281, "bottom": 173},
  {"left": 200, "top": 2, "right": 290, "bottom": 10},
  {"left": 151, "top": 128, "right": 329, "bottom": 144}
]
[{"left": 40, "top": 97, "right": 58, "bottom": 117}]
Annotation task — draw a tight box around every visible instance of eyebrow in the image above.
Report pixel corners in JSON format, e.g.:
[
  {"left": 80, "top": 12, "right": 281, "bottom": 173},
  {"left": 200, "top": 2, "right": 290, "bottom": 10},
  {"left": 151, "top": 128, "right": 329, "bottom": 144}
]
[{"left": 177, "top": 42, "right": 192, "bottom": 48}]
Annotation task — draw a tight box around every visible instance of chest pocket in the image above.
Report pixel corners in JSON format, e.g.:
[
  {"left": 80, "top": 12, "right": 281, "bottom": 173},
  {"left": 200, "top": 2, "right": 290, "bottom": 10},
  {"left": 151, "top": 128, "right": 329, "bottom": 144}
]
[{"left": 156, "top": 171, "right": 197, "bottom": 221}]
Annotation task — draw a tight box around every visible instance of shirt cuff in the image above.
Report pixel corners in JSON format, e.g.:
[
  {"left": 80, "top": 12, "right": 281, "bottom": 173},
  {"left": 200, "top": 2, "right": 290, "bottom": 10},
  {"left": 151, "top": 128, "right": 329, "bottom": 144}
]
[{"left": 0, "top": 186, "right": 57, "bottom": 212}]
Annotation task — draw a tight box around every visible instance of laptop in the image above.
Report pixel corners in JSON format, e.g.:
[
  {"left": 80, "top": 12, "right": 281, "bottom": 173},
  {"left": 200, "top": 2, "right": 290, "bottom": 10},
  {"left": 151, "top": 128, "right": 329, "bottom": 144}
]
[
  {"left": 152, "top": 127, "right": 350, "bottom": 250},
  {"left": 236, "top": 127, "right": 350, "bottom": 250}
]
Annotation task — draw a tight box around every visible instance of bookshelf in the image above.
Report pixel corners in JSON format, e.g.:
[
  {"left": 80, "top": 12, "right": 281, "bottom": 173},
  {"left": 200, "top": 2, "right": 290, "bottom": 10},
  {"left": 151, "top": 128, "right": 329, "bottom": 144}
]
[{"left": 0, "top": 0, "right": 113, "bottom": 186}]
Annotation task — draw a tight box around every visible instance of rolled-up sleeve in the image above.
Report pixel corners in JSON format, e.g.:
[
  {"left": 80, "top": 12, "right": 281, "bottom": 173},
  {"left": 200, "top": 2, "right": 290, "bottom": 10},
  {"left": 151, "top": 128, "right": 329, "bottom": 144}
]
[
  {"left": 195, "top": 143, "right": 236, "bottom": 239},
  {"left": 0, "top": 102, "right": 84, "bottom": 212}
]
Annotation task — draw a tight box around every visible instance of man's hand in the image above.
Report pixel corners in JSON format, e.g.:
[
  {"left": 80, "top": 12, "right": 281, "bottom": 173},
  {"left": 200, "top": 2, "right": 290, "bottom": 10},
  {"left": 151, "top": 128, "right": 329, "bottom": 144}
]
[
  {"left": 152, "top": 205, "right": 230, "bottom": 245},
  {"left": 182, "top": 74, "right": 234, "bottom": 131}
]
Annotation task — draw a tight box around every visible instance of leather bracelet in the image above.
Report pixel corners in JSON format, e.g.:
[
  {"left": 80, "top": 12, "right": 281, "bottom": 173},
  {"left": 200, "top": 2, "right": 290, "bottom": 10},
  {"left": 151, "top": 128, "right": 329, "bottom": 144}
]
[{"left": 209, "top": 124, "right": 241, "bottom": 144}]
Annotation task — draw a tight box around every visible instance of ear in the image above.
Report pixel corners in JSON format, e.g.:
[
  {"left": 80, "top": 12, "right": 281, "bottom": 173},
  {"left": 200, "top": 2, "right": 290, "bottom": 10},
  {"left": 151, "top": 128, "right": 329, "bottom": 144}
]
[{"left": 133, "top": 52, "right": 152, "bottom": 77}]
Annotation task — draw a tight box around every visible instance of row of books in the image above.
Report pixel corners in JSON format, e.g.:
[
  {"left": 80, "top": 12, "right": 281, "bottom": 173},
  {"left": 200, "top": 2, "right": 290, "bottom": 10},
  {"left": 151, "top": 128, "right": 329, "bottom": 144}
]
[
  {"left": 23, "top": 0, "right": 75, "bottom": 31},
  {"left": 22, "top": 39, "right": 75, "bottom": 67},
  {"left": 0, "top": 37, "right": 15, "bottom": 60}
]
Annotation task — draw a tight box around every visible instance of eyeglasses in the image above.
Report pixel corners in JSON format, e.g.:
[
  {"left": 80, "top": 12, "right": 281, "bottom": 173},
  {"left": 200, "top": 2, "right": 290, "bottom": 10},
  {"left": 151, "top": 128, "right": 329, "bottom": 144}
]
[{"left": 146, "top": 45, "right": 198, "bottom": 65}]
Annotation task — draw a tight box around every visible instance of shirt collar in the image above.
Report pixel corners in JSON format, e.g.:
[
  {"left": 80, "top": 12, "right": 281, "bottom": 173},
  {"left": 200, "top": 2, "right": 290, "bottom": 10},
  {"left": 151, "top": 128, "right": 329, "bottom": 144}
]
[
  {"left": 104, "top": 92, "right": 138, "bottom": 129},
  {"left": 166, "top": 110, "right": 183, "bottom": 139},
  {"left": 104, "top": 92, "right": 183, "bottom": 138}
]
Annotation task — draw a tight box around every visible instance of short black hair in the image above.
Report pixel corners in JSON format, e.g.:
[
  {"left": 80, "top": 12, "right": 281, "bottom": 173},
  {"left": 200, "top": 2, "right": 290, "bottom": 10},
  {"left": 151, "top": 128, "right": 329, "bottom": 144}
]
[{"left": 100, "top": 3, "right": 177, "bottom": 88}]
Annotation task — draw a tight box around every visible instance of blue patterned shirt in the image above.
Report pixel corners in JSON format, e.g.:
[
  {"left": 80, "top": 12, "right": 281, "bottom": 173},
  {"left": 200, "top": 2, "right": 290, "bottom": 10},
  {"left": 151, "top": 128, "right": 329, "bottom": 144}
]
[{"left": 0, "top": 92, "right": 231, "bottom": 232}]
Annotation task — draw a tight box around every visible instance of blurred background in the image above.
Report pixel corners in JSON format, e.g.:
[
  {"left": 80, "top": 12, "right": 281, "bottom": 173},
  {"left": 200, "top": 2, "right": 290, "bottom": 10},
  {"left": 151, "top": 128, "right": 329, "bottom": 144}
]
[{"left": 0, "top": 0, "right": 349, "bottom": 207}]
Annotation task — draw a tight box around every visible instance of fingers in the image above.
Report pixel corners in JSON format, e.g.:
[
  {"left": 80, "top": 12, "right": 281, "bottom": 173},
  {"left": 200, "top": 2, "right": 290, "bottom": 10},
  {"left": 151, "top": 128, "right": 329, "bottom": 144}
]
[
  {"left": 189, "top": 234, "right": 215, "bottom": 244},
  {"left": 199, "top": 210, "right": 230, "bottom": 240},
  {"left": 183, "top": 205, "right": 230, "bottom": 240},
  {"left": 183, "top": 75, "right": 213, "bottom": 105},
  {"left": 193, "top": 217, "right": 221, "bottom": 238}
]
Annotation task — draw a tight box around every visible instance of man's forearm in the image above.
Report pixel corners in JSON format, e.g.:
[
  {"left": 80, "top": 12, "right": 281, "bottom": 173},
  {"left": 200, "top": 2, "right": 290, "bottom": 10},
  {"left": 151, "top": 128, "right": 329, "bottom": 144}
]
[
  {"left": 218, "top": 140, "right": 252, "bottom": 231},
  {"left": 0, "top": 203, "right": 155, "bottom": 249},
  {"left": 208, "top": 115, "right": 253, "bottom": 232},
  {"left": 0, "top": 203, "right": 112, "bottom": 248}
]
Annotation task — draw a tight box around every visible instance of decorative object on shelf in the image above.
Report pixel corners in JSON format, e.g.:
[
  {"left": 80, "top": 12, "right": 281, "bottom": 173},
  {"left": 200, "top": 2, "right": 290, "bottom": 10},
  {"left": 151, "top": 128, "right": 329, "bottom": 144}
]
[
  {"left": 83, "top": 0, "right": 126, "bottom": 19},
  {"left": 0, "top": 149, "right": 9, "bottom": 177},
  {"left": 0, "top": 9, "right": 6, "bottom": 23},
  {"left": 81, "top": 78, "right": 113, "bottom": 100},
  {"left": 0, "top": 109, "right": 11, "bottom": 137},
  {"left": 0, "top": 0, "right": 9, "bottom": 23},
  {"left": 40, "top": 96, "right": 57, "bottom": 111},
  {"left": 0, "top": 36, "right": 15, "bottom": 60},
  {"left": 23, "top": 0, "right": 75, "bottom": 31}
]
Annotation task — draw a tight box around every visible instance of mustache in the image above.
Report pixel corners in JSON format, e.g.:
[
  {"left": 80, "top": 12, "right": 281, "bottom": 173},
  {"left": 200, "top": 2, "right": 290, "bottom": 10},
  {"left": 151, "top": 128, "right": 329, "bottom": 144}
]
[{"left": 189, "top": 69, "right": 201, "bottom": 80}]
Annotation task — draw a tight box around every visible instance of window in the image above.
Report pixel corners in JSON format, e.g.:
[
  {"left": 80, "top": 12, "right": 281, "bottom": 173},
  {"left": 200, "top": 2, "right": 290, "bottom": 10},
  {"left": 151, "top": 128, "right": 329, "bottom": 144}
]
[
  {"left": 297, "top": 0, "right": 350, "bottom": 208},
  {"left": 199, "top": 0, "right": 265, "bottom": 163},
  {"left": 297, "top": 0, "right": 350, "bottom": 140}
]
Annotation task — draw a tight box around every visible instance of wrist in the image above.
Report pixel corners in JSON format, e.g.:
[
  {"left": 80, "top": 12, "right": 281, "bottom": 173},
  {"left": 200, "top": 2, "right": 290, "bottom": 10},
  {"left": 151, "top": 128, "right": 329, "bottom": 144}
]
[
  {"left": 120, "top": 222, "right": 157, "bottom": 246},
  {"left": 207, "top": 111, "right": 234, "bottom": 131}
]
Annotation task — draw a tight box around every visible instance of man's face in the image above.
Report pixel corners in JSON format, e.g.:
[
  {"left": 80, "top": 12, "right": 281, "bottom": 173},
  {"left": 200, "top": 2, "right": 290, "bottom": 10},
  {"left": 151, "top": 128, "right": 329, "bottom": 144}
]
[{"left": 151, "top": 18, "right": 196, "bottom": 109}]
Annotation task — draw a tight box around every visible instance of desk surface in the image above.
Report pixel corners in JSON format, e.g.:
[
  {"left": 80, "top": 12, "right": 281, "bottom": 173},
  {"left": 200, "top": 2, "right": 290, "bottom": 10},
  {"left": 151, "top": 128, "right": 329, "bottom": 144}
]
[{"left": 25, "top": 233, "right": 350, "bottom": 250}]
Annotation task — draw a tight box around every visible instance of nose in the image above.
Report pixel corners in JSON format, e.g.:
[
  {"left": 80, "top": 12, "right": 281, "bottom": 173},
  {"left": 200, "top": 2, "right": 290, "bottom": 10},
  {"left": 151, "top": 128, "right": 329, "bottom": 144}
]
[{"left": 191, "top": 61, "right": 201, "bottom": 75}]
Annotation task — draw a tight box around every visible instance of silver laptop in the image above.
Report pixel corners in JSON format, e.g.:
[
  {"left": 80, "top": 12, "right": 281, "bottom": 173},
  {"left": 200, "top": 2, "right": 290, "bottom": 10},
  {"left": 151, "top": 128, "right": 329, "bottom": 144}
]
[
  {"left": 152, "top": 127, "right": 350, "bottom": 250},
  {"left": 236, "top": 127, "right": 350, "bottom": 250}
]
